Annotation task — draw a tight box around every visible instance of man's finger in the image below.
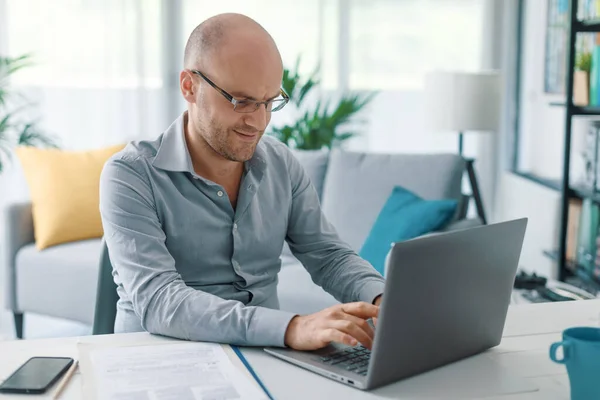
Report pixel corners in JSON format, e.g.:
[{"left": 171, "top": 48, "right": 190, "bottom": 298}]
[
  {"left": 338, "top": 312, "right": 375, "bottom": 341},
  {"left": 322, "top": 328, "right": 357, "bottom": 347},
  {"left": 340, "top": 302, "right": 379, "bottom": 320},
  {"left": 330, "top": 320, "right": 374, "bottom": 349}
]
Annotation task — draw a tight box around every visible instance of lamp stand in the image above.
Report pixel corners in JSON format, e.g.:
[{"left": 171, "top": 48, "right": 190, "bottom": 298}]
[
  {"left": 457, "top": 132, "right": 488, "bottom": 225},
  {"left": 466, "top": 159, "right": 487, "bottom": 225}
]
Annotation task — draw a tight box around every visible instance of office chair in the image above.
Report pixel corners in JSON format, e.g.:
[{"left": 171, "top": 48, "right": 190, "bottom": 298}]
[{"left": 92, "top": 239, "right": 119, "bottom": 335}]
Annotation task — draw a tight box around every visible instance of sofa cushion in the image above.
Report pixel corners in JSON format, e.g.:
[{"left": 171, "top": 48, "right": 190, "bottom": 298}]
[
  {"left": 278, "top": 257, "right": 339, "bottom": 315},
  {"left": 15, "top": 238, "right": 102, "bottom": 325},
  {"left": 282, "top": 149, "right": 330, "bottom": 259},
  {"left": 15, "top": 144, "right": 126, "bottom": 250},
  {"left": 321, "top": 150, "right": 465, "bottom": 252},
  {"left": 359, "top": 186, "right": 458, "bottom": 274},
  {"left": 290, "top": 149, "right": 330, "bottom": 199}
]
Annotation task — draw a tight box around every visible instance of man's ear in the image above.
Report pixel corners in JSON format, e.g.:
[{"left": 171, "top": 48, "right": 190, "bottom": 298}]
[{"left": 180, "top": 70, "right": 196, "bottom": 103}]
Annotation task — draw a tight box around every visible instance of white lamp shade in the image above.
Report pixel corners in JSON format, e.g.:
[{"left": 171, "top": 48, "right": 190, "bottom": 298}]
[{"left": 424, "top": 71, "right": 501, "bottom": 133}]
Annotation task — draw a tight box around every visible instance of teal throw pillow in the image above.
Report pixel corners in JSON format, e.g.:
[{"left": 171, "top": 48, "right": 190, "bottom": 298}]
[{"left": 359, "top": 186, "right": 458, "bottom": 275}]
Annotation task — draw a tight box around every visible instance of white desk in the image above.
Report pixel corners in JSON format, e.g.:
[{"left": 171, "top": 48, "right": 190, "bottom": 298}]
[{"left": 1, "top": 300, "right": 599, "bottom": 400}]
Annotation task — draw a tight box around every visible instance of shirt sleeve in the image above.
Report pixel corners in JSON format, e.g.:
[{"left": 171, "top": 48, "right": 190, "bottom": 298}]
[
  {"left": 99, "top": 155, "right": 296, "bottom": 346},
  {"left": 284, "top": 151, "right": 385, "bottom": 305}
]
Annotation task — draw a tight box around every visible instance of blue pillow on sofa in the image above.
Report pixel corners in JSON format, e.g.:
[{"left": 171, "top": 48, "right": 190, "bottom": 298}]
[{"left": 359, "top": 186, "right": 458, "bottom": 275}]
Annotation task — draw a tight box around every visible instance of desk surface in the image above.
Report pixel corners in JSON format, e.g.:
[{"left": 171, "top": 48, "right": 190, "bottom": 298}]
[{"left": 1, "top": 299, "right": 599, "bottom": 400}]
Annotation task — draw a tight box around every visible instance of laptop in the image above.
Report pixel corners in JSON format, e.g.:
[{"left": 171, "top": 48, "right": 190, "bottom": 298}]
[{"left": 264, "top": 218, "right": 528, "bottom": 390}]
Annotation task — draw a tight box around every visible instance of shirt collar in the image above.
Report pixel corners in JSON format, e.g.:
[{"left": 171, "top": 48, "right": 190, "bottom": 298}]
[
  {"left": 152, "top": 112, "right": 194, "bottom": 173},
  {"left": 152, "top": 111, "right": 268, "bottom": 174}
]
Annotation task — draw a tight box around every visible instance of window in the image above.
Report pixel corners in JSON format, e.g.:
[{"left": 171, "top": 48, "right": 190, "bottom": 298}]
[
  {"left": 6, "top": 0, "right": 162, "bottom": 88},
  {"left": 348, "top": 0, "right": 484, "bottom": 90}
]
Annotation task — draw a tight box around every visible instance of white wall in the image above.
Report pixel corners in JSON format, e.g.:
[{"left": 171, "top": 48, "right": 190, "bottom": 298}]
[
  {"left": 518, "top": 0, "right": 567, "bottom": 179},
  {"left": 518, "top": 0, "right": 595, "bottom": 183},
  {"left": 359, "top": 90, "right": 459, "bottom": 154},
  {"left": 494, "top": 173, "right": 560, "bottom": 278}
]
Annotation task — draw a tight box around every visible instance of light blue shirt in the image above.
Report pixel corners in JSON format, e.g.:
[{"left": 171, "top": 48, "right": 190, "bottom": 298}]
[{"left": 99, "top": 112, "right": 385, "bottom": 347}]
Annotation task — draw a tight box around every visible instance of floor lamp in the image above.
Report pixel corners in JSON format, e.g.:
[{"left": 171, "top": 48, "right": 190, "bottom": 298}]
[{"left": 424, "top": 71, "right": 501, "bottom": 225}]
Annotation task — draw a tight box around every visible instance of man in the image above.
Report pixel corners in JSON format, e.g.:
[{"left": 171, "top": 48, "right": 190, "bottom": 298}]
[{"left": 99, "top": 13, "right": 385, "bottom": 351}]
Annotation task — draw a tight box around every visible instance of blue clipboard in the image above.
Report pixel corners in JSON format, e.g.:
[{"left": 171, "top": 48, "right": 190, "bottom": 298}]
[{"left": 231, "top": 345, "right": 274, "bottom": 400}]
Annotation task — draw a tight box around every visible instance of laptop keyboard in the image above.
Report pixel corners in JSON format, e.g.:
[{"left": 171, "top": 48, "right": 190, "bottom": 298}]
[{"left": 318, "top": 346, "right": 371, "bottom": 375}]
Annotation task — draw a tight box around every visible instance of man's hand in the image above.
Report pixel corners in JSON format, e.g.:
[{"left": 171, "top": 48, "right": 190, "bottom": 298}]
[
  {"left": 373, "top": 295, "right": 382, "bottom": 307},
  {"left": 284, "top": 302, "right": 379, "bottom": 351},
  {"left": 372, "top": 295, "right": 383, "bottom": 326}
]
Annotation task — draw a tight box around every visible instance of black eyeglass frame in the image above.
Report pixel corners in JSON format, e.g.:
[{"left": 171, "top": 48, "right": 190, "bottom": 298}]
[{"left": 190, "top": 69, "right": 289, "bottom": 113}]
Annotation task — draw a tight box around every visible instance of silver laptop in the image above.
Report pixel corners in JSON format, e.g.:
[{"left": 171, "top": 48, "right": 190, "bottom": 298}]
[{"left": 264, "top": 218, "right": 528, "bottom": 390}]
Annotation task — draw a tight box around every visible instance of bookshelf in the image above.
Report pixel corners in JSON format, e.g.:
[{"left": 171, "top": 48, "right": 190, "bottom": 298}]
[
  {"left": 543, "top": 250, "right": 600, "bottom": 295},
  {"left": 575, "top": 19, "right": 600, "bottom": 32},
  {"left": 570, "top": 183, "right": 600, "bottom": 203},
  {"left": 554, "top": 0, "right": 600, "bottom": 285}
]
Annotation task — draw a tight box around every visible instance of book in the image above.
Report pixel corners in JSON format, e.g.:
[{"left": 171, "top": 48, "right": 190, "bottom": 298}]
[
  {"left": 576, "top": 198, "right": 600, "bottom": 270},
  {"left": 589, "top": 46, "right": 600, "bottom": 106},
  {"left": 567, "top": 198, "right": 583, "bottom": 261}
]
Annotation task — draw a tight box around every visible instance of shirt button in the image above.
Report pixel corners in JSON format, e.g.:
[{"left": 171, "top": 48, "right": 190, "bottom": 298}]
[
  {"left": 233, "top": 223, "right": 238, "bottom": 231},
  {"left": 217, "top": 190, "right": 224, "bottom": 197}
]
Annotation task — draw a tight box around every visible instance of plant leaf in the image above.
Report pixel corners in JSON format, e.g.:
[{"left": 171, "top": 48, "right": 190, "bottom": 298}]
[
  {"left": 0, "top": 87, "right": 7, "bottom": 108},
  {"left": 296, "top": 77, "right": 317, "bottom": 108},
  {"left": 335, "top": 132, "right": 357, "bottom": 142},
  {"left": 0, "top": 113, "right": 11, "bottom": 134},
  {"left": 0, "top": 54, "right": 33, "bottom": 77},
  {"left": 270, "top": 58, "right": 377, "bottom": 150},
  {"left": 17, "top": 123, "right": 59, "bottom": 148},
  {"left": 0, "top": 125, "right": 13, "bottom": 166}
]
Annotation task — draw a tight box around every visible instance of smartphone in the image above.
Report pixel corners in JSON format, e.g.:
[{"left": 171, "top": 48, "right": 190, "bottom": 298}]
[{"left": 0, "top": 356, "right": 74, "bottom": 394}]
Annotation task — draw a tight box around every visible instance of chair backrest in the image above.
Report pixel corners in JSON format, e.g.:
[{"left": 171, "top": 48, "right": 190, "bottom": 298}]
[{"left": 92, "top": 239, "right": 119, "bottom": 335}]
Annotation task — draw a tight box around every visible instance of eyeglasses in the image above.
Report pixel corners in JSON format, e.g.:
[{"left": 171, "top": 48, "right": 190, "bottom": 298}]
[{"left": 190, "top": 69, "right": 289, "bottom": 113}]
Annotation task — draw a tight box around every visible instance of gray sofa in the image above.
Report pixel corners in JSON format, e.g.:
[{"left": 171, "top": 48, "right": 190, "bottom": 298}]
[{"left": 3, "top": 149, "right": 479, "bottom": 338}]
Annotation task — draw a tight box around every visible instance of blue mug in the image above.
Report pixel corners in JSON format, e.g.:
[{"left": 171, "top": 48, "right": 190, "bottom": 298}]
[{"left": 550, "top": 327, "right": 600, "bottom": 400}]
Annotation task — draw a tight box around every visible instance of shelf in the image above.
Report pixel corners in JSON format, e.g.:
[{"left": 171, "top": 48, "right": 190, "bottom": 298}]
[
  {"left": 572, "top": 106, "right": 600, "bottom": 115},
  {"left": 547, "top": 103, "right": 600, "bottom": 114},
  {"left": 569, "top": 184, "right": 600, "bottom": 203},
  {"left": 575, "top": 19, "right": 600, "bottom": 32},
  {"left": 543, "top": 250, "right": 600, "bottom": 290},
  {"left": 543, "top": 250, "right": 575, "bottom": 268}
]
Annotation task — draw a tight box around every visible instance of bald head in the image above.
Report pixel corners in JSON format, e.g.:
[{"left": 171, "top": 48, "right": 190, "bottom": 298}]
[
  {"left": 180, "top": 13, "right": 284, "bottom": 164},
  {"left": 183, "top": 13, "right": 280, "bottom": 69}
]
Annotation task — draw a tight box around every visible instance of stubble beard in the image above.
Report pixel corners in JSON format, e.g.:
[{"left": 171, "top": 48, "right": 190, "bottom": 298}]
[{"left": 198, "top": 116, "right": 261, "bottom": 163}]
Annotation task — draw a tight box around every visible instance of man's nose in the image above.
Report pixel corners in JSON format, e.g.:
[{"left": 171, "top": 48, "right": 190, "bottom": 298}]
[{"left": 243, "top": 104, "right": 269, "bottom": 131}]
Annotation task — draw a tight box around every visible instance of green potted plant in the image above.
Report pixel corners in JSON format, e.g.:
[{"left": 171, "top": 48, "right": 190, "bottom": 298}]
[
  {"left": 0, "top": 54, "right": 58, "bottom": 173},
  {"left": 574, "top": 50, "right": 592, "bottom": 106},
  {"left": 270, "top": 58, "right": 376, "bottom": 150}
]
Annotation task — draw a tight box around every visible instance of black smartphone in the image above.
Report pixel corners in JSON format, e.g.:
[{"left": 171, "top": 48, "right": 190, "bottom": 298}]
[{"left": 0, "top": 356, "right": 74, "bottom": 394}]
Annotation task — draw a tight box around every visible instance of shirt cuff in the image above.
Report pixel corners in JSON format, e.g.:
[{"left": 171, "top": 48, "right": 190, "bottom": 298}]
[
  {"left": 358, "top": 280, "right": 386, "bottom": 305},
  {"left": 247, "top": 307, "right": 298, "bottom": 347}
]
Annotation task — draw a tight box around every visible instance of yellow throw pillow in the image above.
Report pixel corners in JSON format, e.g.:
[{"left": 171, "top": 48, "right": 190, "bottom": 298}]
[{"left": 15, "top": 143, "right": 126, "bottom": 250}]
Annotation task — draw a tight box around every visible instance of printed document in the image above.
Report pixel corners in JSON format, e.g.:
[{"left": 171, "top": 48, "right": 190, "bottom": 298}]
[{"left": 85, "top": 342, "right": 268, "bottom": 400}]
